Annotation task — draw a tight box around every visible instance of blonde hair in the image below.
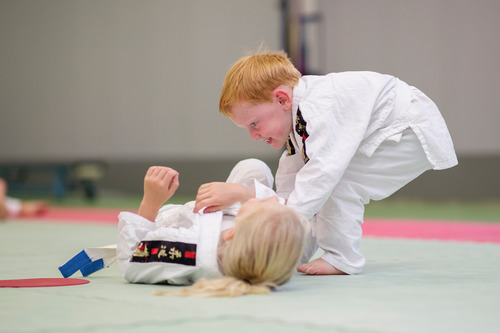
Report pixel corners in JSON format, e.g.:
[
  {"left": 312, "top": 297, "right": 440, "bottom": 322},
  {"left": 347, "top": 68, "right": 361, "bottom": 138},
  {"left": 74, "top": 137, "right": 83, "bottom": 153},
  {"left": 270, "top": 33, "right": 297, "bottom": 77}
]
[
  {"left": 219, "top": 50, "right": 302, "bottom": 116},
  {"left": 156, "top": 202, "right": 306, "bottom": 297}
]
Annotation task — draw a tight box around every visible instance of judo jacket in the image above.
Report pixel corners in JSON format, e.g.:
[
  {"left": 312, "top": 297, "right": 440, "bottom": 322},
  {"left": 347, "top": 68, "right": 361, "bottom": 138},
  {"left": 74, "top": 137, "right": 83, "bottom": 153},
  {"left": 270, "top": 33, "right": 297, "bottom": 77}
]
[{"left": 277, "top": 72, "right": 458, "bottom": 220}]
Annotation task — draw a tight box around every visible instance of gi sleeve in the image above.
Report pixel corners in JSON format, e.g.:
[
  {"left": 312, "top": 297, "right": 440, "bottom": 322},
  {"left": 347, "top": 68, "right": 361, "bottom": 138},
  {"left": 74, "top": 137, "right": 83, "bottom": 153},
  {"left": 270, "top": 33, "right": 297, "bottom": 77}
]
[
  {"left": 253, "top": 179, "right": 286, "bottom": 205},
  {"left": 116, "top": 211, "right": 156, "bottom": 274},
  {"left": 275, "top": 151, "right": 304, "bottom": 200}
]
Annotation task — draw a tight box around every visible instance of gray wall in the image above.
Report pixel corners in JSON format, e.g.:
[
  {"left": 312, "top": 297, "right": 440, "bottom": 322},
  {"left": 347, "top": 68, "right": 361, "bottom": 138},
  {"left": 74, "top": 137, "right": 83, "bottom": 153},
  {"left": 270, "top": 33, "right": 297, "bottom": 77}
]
[
  {"left": 1, "top": 0, "right": 499, "bottom": 198},
  {"left": 0, "top": 0, "right": 281, "bottom": 162}
]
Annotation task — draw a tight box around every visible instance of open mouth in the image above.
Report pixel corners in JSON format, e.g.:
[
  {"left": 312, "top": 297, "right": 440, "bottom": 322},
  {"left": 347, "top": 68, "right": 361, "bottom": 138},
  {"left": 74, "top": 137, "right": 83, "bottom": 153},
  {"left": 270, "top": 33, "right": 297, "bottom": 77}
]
[{"left": 259, "top": 137, "right": 273, "bottom": 145}]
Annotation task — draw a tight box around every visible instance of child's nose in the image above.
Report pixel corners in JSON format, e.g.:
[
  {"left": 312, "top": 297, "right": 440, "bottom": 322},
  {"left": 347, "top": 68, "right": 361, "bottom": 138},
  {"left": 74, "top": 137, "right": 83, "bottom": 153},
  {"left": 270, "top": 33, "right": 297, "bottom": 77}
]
[{"left": 249, "top": 129, "right": 260, "bottom": 141}]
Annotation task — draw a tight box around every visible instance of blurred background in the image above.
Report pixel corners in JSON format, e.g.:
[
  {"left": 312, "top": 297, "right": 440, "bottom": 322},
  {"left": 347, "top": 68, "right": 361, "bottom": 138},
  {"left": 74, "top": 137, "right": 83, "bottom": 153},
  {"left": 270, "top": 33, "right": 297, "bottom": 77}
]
[{"left": 1, "top": 0, "right": 499, "bottom": 214}]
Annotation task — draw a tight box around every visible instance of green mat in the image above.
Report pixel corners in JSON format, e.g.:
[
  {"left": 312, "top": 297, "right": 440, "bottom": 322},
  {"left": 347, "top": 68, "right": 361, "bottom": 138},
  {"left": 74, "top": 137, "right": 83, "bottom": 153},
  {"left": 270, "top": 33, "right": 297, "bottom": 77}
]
[{"left": 1, "top": 219, "right": 499, "bottom": 333}]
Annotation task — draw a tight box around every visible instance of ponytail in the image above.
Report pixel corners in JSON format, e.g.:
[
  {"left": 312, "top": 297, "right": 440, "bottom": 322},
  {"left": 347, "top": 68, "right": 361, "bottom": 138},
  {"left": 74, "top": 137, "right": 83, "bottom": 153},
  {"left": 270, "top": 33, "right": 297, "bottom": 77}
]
[{"left": 154, "top": 277, "right": 274, "bottom": 297}]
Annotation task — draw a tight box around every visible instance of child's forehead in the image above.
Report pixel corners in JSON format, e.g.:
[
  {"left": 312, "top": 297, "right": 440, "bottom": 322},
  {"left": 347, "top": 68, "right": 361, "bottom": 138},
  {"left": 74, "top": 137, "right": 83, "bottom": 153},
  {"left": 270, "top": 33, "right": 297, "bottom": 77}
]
[
  {"left": 232, "top": 101, "right": 272, "bottom": 115},
  {"left": 229, "top": 102, "right": 257, "bottom": 120}
]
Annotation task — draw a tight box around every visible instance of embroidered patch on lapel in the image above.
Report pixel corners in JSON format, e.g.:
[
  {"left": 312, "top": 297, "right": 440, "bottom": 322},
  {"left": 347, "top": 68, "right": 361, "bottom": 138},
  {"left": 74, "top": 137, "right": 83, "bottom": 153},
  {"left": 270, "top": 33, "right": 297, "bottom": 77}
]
[
  {"left": 131, "top": 240, "right": 197, "bottom": 266},
  {"left": 295, "top": 108, "right": 310, "bottom": 163}
]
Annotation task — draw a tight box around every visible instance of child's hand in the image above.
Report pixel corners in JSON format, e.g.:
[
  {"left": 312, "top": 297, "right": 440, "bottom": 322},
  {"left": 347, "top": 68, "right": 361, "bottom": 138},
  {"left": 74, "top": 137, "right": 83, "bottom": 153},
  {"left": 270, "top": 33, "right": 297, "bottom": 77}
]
[
  {"left": 193, "top": 182, "right": 254, "bottom": 214},
  {"left": 138, "top": 166, "right": 179, "bottom": 221}
]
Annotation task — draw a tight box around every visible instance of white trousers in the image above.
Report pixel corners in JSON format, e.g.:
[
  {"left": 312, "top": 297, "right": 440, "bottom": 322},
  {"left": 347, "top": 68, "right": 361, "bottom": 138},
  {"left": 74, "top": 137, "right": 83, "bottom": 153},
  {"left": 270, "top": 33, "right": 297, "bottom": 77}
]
[{"left": 311, "top": 128, "right": 434, "bottom": 274}]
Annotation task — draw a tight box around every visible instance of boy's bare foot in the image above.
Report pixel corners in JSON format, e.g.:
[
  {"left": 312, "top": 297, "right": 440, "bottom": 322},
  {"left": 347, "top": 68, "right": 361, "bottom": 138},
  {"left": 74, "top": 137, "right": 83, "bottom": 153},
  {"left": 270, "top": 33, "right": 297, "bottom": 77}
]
[{"left": 297, "top": 258, "right": 347, "bottom": 275}]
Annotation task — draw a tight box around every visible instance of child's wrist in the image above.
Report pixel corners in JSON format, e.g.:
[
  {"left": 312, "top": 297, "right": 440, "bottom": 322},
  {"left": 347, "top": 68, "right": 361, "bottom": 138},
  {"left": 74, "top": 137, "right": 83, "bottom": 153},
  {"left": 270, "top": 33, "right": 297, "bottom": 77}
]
[{"left": 138, "top": 199, "right": 163, "bottom": 222}]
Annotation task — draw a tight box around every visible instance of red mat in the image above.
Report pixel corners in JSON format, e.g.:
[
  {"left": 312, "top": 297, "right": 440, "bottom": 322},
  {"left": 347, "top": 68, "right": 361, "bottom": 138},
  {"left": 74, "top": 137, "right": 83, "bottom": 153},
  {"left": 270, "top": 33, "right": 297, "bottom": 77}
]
[
  {"left": 36, "top": 207, "right": 125, "bottom": 224},
  {"left": 0, "top": 278, "right": 89, "bottom": 288},
  {"left": 18, "top": 207, "right": 500, "bottom": 244},
  {"left": 363, "top": 218, "right": 500, "bottom": 244}
]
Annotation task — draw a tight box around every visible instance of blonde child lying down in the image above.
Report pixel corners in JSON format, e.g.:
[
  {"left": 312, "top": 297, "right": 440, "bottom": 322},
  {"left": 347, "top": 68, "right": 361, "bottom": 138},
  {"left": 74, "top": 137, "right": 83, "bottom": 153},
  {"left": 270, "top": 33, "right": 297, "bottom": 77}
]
[{"left": 117, "top": 159, "right": 307, "bottom": 297}]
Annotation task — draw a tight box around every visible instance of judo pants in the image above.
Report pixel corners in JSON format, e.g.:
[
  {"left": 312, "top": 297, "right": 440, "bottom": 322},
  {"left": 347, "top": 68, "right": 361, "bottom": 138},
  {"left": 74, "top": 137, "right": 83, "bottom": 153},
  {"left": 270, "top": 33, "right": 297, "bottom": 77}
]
[
  {"left": 225, "top": 158, "right": 274, "bottom": 190},
  {"left": 312, "top": 128, "right": 434, "bottom": 274}
]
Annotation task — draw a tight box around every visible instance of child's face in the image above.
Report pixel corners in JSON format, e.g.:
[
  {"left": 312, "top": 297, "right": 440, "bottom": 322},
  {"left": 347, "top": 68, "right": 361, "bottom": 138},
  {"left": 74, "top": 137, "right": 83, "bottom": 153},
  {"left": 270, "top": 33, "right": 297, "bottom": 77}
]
[{"left": 230, "top": 99, "right": 293, "bottom": 150}]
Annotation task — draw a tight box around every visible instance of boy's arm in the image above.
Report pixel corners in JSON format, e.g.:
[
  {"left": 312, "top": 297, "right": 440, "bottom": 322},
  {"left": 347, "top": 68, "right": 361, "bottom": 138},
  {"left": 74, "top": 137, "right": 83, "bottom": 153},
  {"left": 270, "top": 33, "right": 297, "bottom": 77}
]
[
  {"left": 284, "top": 110, "right": 368, "bottom": 219},
  {"left": 193, "top": 182, "right": 255, "bottom": 214},
  {"left": 282, "top": 74, "right": 385, "bottom": 219},
  {"left": 138, "top": 166, "right": 179, "bottom": 221}
]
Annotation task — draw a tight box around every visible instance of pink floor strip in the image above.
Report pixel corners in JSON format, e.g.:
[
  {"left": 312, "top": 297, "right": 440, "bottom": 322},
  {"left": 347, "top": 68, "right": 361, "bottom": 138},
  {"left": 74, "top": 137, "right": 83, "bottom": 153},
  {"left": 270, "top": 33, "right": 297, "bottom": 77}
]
[
  {"left": 363, "top": 218, "right": 500, "bottom": 244},
  {"left": 36, "top": 207, "right": 125, "bottom": 224}
]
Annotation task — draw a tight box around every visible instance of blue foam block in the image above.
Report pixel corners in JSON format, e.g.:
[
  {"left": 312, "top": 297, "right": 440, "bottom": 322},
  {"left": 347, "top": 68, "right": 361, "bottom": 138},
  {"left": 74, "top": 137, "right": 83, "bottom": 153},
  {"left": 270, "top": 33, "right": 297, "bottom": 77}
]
[
  {"left": 58, "top": 250, "right": 91, "bottom": 278},
  {"left": 80, "top": 258, "right": 105, "bottom": 277}
]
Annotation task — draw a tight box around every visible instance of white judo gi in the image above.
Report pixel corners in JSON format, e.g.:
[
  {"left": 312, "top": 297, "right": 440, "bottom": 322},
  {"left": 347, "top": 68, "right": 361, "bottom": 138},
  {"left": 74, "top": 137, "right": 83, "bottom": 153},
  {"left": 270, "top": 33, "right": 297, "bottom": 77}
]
[
  {"left": 3, "top": 197, "right": 22, "bottom": 216},
  {"left": 117, "top": 158, "right": 280, "bottom": 285},
  {"left": 276, "top": 72, "right": 458, "bottom": 274}
]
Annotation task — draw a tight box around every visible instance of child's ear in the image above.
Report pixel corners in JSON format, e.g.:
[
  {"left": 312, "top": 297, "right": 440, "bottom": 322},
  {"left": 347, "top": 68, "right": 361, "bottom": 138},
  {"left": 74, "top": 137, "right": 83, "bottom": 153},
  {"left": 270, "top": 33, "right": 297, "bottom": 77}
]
[
  {"left": 223, "top": 228, "right": 236, "bottom": 241},
  {"left": 274, "top": 88, "right": 292, "bottom": 111}
]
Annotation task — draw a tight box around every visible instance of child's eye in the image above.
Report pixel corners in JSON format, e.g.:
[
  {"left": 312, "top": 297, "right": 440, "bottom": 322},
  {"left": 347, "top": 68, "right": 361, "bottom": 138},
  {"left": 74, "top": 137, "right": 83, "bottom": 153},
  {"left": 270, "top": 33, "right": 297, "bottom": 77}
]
[{"left": 250, "top": 122, "right": 257, "bottom": 128}]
